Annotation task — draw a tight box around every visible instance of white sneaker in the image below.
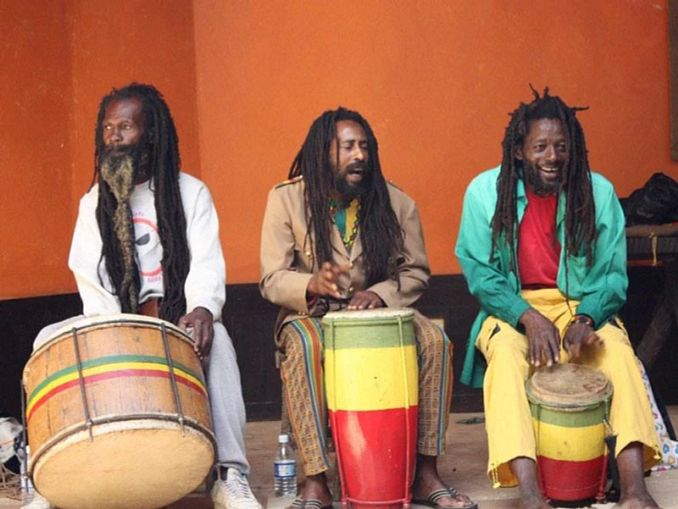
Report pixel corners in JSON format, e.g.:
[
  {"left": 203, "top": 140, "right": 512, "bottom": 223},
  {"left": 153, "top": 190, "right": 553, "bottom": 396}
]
[
  {"left": 211, "top": 468, "right": 263, "bottom": 509},
  {"left": 21, "top": 493, "right": 53, "bottom": 509}
]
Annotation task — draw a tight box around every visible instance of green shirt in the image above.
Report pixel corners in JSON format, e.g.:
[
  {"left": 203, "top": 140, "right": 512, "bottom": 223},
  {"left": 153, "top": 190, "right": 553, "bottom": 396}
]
[{"left": 455, "top": 166, "right": 628, "bottom": 387}]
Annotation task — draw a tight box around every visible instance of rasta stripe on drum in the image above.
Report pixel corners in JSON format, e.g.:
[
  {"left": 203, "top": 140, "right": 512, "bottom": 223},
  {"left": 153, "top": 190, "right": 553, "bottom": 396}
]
[
  {"left": 325, "top": 345, "right": 419, "bottom": 411},
  {"left": 26, "top": 355, "right": 207, "bottom": 422},
  {"left": 536, "top": 455, "right": 607, "bottom": 501}
]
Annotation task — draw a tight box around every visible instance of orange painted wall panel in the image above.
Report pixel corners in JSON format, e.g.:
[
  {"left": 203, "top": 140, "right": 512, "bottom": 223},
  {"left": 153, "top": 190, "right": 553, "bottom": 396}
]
[
  {"left": 193, "top": 0, "right": 678, "bottom": 282},
  {"left": 69, "top": 0, "right": 202, "bottom": 200},
  {"left": 0, "top": 1, "right": 75, "bottom": 298},
  {"left": 0, "top": 0, "right": 201, "bottom": 299},
  {"left": 2, "top": 0, "right": 677, "bottom": 299}
]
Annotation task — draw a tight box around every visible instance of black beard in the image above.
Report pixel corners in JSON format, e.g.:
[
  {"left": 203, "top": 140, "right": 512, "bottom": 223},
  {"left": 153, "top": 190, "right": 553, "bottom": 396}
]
[
  {"left": 334, "top": 161, "right": 370, "bottom": 200},
  {"left": 522, "top": 160, "right": 562, "bottom": 196},
  {"left": 100, "top": 143, "right": 143, "bottom": 178}
]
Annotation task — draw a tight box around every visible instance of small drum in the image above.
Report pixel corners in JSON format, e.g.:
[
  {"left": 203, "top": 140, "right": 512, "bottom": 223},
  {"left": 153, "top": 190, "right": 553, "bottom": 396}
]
[
  {"left": 526, "top": 363, "right": 612, "bottom": 503},
  {"left": 323, "top": 308, "right": 418, "bottom": 509},
  {"left": 22, "top": 315, "right": 216, "bottom": 509}
]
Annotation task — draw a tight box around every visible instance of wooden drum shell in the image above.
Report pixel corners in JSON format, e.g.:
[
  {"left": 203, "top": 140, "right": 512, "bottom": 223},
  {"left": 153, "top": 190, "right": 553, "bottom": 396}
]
[
  {"left": 323, "top": 308, "right": 418, "bottom": 509},
  {"left": 23, "top": 314, "right": 216, "bottom": 509},
  {"left": 526, "top": 363, "right": 612, "bottom": 503}
]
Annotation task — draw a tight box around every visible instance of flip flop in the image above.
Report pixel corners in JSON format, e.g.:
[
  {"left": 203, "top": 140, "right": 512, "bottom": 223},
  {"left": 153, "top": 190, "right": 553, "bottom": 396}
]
[
  {"left": 412, "top": 487, "right": 478, "bottom": 509},
  {"left": 287, "top": 497, "right": 333, "bottom": 509}
]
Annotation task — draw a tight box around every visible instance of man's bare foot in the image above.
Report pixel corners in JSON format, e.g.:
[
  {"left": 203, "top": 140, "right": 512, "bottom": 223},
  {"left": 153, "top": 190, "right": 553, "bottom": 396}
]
[
  {"left": 288, "top": 473, "right": 333, "bottom": 508},
  {"left": 615, "top": 443, "right": 660, "bottom": 509},
  {"left": 614, "top": 491, "right": 660, "bottom": 509},
  {"left": 510, "top": 457, "right": 550, "bottom": 509},
  {"left": 519, "top": 492, "right": 551, "bottom": 509},
  {"left": 411, "top": 455, "right": 476, "bottom": 509}
]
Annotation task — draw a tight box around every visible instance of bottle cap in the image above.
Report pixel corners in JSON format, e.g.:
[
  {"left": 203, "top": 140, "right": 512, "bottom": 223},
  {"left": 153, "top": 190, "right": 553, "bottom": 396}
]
[{"left": 278, "top": 434, "right": 289, "bottom": 443}]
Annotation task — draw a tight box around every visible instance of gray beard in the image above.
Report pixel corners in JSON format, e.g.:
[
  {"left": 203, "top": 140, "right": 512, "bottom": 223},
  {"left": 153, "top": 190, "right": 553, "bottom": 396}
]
[
  {"left": 100, "top": 151, "right": 138, "bottom": 312},
  {"left": 100, "top": 148, "right": 139, "bottom": 203}
]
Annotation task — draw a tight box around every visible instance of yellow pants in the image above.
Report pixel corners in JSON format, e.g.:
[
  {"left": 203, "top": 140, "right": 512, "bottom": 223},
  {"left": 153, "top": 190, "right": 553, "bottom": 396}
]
[{"left": 477, "top": 288, "right": 659, "bottom": 487}]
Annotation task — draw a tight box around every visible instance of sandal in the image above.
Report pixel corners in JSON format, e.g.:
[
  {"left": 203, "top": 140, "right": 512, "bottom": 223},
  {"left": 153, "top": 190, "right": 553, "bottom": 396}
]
[
  {"left": 287, "top": 497, "right": 333, "bottom": 509},
  {"left": 412, "top": 487, "right": 478, "bottom": 509}
]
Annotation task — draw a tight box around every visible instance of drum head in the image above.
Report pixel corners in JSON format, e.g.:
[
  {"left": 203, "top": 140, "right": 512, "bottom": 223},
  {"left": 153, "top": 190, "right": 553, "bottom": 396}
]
[
  {"left": 32, "top": 419, "right": 214, "bottom": 509},
  {"left": 526, "top": 363, "right": 612, "bottom": 410},
  {"left": 50, "top": 314, "right": 190, "bottom": 341},
  {"left": 323, "top": 307, "right": 414, "bottom": 322}
]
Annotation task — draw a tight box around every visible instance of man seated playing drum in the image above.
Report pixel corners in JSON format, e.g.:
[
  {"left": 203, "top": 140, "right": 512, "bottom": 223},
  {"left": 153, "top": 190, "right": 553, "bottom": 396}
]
[
  {"left": 455, "top": 87, "right": 660, "bottom": 509},
  {"left": 259, "top": 107, "right": 476, "bottom": 509},
  {"left": 25, "top": 83, "right": 261, "bottom": 509}
]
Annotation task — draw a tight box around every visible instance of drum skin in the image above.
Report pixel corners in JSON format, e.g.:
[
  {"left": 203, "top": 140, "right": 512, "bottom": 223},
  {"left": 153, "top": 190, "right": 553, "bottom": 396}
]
[
  {"left": 22, "top": 315, "right": 216, "bottom": 509},
  {"left": 526, "top": 363, "right": 612, "bottom": 502},
  {"left": 323, "top": 309, "right": 418, "bottom": 509}
]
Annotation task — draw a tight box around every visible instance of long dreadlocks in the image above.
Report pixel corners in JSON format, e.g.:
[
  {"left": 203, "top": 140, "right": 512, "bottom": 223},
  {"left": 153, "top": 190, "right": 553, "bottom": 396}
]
[
  {"left": 491, "top": 86, "right": 596, "bottom": 269},
  {"left": 92, "top": 83, "right": 190, "bottom": 324},
  {"left": 288, "top": 107, "right": 404, "bottom": 287}
]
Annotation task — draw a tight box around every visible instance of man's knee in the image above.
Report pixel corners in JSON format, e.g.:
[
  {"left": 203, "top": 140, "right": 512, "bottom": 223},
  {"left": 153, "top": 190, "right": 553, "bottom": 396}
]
[
  {"left": 484, "top": 330, "right": 529, "bottom": 366},
  {"left": 414, "top": 314, "right": 451, "bottom": 350},
  {"left": 279, "top": 320, "right": 324, "bottom": 357}
]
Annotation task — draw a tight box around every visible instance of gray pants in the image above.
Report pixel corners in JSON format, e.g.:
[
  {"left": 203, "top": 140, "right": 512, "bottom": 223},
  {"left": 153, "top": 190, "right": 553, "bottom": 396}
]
[{"left": 32, "top": 316, "right": 250, "bottom": 474}]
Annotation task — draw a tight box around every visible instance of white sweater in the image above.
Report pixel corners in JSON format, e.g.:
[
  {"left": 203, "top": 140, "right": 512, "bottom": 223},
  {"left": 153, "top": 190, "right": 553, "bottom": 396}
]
[{"left": 68, "top": 172, "right": 226, "bottom": 321}]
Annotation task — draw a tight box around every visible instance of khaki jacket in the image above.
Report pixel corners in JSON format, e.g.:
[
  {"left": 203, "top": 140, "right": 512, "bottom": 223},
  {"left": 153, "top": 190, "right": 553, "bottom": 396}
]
[{"left": 259, "top": 176, "right": 431, "bottom": 333}]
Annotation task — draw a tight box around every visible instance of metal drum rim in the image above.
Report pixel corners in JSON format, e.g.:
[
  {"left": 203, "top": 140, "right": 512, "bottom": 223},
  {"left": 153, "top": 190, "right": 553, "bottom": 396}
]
[
  {"left": 29, "top": 314, "right": 194, "bottom": 359},
  {"left": 322, "top": 307, "right": 415, "bottom": 324}
]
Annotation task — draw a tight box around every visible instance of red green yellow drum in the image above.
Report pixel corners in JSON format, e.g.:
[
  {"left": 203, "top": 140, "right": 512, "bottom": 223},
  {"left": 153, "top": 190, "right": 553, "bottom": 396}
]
[
  {"left": 323, "top": 308, "right": 418, "bottom": 509},
  {"left": 23, "top": 314, "right": 216, "bottom": 509},
  {"left": 526, "top": 363, "right": 612, "bottom": 503}
]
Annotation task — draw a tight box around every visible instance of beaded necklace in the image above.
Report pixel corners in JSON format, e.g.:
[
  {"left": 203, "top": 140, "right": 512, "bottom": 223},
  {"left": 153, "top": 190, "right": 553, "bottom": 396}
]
[{"left": 329, "top": 198, "right": 360, "bottom": 250}]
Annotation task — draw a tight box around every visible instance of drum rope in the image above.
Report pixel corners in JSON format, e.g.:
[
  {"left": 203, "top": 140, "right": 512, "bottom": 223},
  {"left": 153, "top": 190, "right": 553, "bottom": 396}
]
[
  {"left": 398, "top": 315, "right": 412, "bottom": 503},
  {"left": 327, "top": 321, "right": 347, "bottom": 504},
  {"left": 534, "top": 403, "right": 548, "bottom": 497},
  {"left": 160, "top": 323, "right": 186, "bottom": 432},
  {"left": 71, "top": 328, "right": 94, "bottom": 441},
  {"left": 597, "top": 397, "right": 614, "bottom": 503}
]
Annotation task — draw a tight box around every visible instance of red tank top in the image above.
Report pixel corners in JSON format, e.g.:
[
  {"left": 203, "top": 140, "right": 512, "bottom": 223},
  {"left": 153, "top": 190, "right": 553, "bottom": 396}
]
[{"left": 518, "top": 189, "right": 561, "bottom": 288}]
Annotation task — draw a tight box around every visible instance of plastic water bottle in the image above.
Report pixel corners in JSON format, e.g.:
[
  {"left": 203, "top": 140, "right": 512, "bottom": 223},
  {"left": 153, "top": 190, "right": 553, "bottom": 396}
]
[{"left": 273, "top": 434, "right": 297, "bottom": 497}]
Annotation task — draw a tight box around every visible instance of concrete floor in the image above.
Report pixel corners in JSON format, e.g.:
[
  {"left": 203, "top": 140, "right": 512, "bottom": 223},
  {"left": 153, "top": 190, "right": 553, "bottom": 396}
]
[{"left": 2, "top": 408, "right": 677, "bottom": 509}]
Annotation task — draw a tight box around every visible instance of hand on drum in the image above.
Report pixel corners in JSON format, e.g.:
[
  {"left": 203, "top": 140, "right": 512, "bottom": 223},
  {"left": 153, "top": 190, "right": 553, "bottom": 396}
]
[
  {"left": 563, "top": 322, "right": 602, "bottom": 359},
  {"left": 307, "top": 261, "right": 350, "bottom": 299},
  {"left": 347, "top": 290, "right": 384, "bottom": 310},
  {"left": 179, "top": 306, "right": 214, "bottom": 360},
  {"left": 520, "top": 308, "right": 561, "bottom": 367}
]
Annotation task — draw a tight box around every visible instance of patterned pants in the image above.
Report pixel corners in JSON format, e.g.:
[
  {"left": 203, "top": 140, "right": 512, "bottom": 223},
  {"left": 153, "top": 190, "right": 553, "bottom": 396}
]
[{"left": 277, "top": 311, "right": 453, "bottom": 475}]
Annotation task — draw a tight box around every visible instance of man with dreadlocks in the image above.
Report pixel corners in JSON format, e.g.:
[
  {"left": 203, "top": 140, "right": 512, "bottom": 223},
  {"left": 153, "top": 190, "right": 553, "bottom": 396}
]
[
  {"left": 260, "top": 107, "right": 476, "bottom": 509},
  {"left": 456, "top": 88, "right": 660, "bottom": 509},
  {"left": 25, "top": 83, "right": 261, "bottom": 509}
]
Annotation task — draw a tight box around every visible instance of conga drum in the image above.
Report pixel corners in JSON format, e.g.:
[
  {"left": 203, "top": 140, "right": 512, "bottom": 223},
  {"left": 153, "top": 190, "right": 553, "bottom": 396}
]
[
  {"left": 22, "top": 314, "right": 216, "bottom": 509},
  {"left": 526, "top": 363, "right": 612, "bottom": 503},
  {"left": 323, "top": 309, "right": 418, "bottom": 509}
]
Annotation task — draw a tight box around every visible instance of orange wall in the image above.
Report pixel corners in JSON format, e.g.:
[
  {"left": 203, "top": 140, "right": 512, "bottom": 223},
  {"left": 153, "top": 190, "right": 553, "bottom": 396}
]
[
  {"left": 69, "top": 0, "right": 201, "bottom": 200},
  {"left": 194, "top": 0, "right": 678, "bottom": 283},
  {"left": 2, "top": 0, "right": 677, "bottom": 299},
  {"left": 0, "top": 0, "right": 201, "bottom": 299},
  {"left": 0, "top": 1, "right": 75, "bottom": 298}
]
